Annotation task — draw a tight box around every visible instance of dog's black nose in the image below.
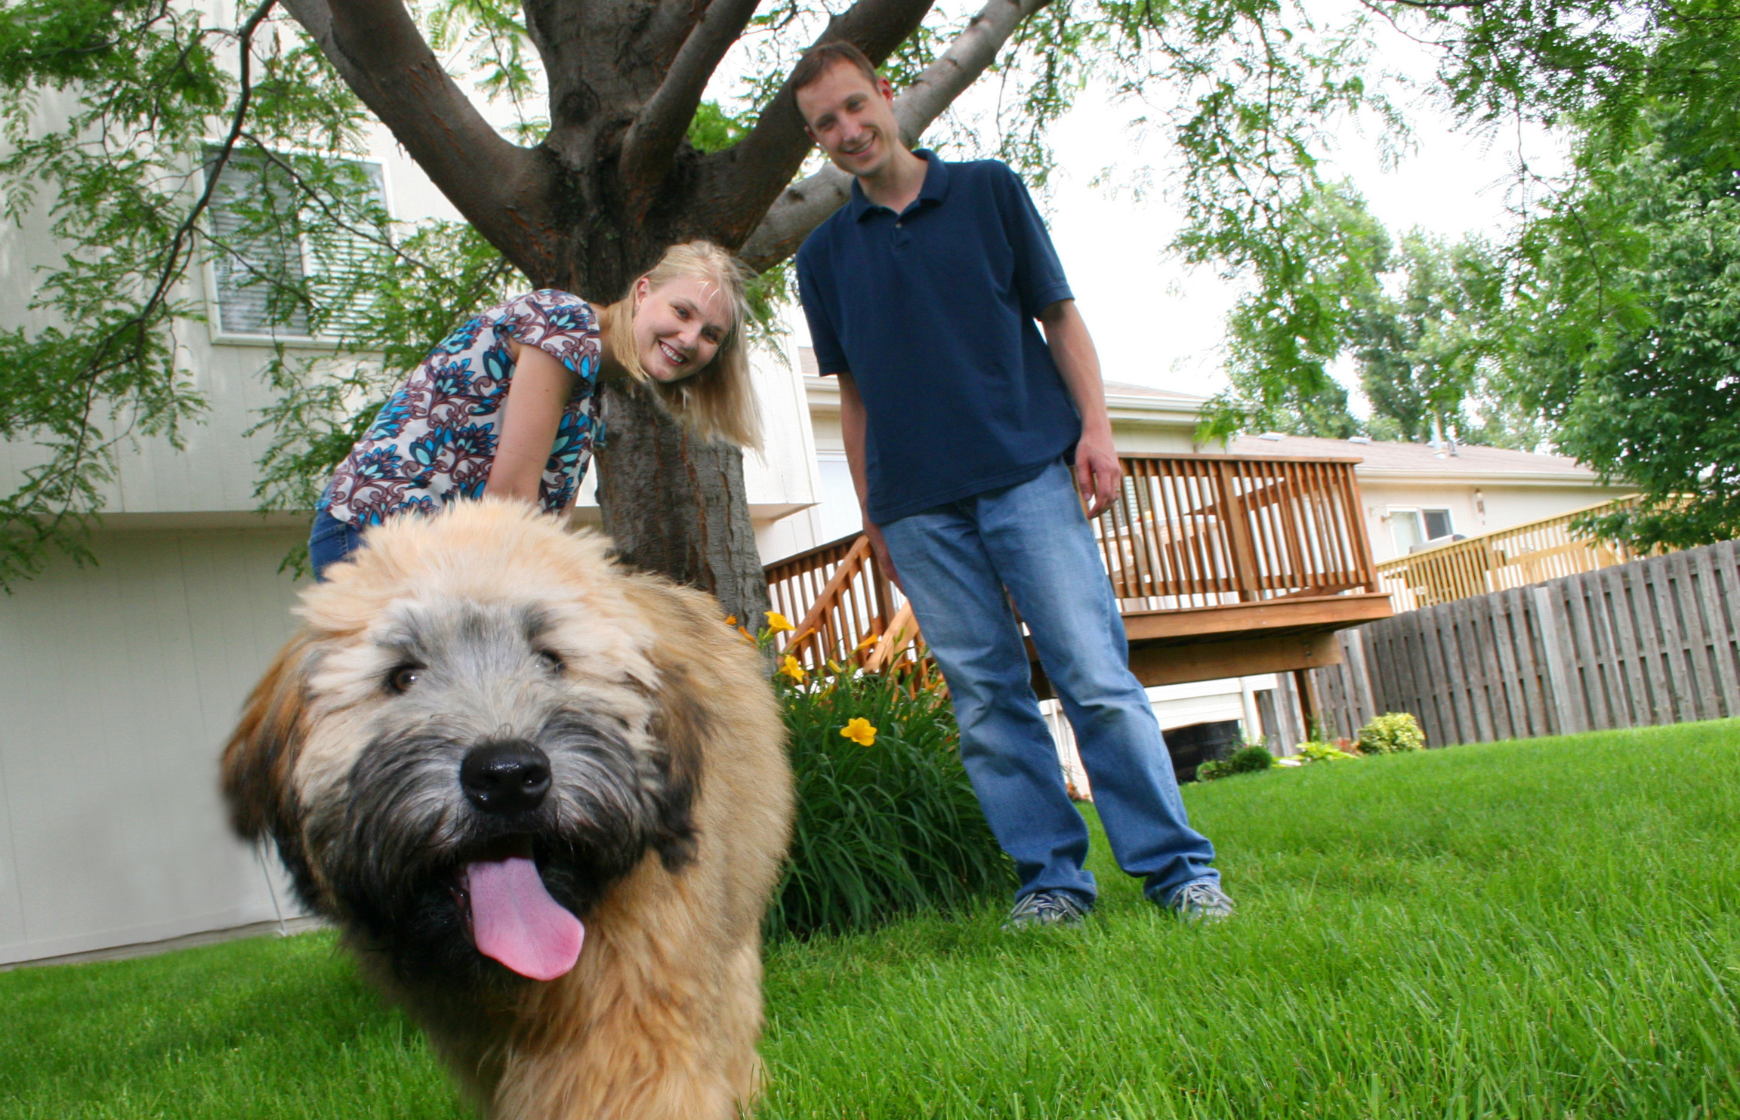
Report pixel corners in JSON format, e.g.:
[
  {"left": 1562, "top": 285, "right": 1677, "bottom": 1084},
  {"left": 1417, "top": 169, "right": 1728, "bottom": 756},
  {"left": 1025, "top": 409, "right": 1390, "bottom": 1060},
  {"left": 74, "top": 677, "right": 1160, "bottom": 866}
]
[{"left": 461, "top": 741, "right": 552, "bottom": 813}]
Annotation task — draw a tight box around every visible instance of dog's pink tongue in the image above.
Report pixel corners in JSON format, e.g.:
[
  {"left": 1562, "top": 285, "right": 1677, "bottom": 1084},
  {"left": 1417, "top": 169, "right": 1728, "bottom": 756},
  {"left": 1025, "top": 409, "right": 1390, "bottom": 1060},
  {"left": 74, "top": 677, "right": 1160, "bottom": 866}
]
[{"left": 466, "top": 856, "right": 584, "bottom": 981}]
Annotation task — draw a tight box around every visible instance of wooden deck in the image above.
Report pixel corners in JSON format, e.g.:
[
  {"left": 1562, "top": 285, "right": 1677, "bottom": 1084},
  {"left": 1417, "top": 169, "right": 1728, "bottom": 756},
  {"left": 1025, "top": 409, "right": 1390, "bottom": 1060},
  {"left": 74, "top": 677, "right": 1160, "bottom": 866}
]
[
  {"left": 765, "top": 454, "right": 1393, "bottom": 711},
  {"left": 1376, "top": 495, "right": 1653, "bottom": 612}
]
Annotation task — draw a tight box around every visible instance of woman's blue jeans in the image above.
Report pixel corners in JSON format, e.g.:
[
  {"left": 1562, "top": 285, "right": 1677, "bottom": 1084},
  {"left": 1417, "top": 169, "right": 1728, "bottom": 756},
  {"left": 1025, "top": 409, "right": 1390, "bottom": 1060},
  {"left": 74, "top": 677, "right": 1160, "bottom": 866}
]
[
  {"left": 308, "top": 508, "right": 365, "bottom": 581},
  {"left": 879, "top": 458, "right": 1219, "bottom": 907}
]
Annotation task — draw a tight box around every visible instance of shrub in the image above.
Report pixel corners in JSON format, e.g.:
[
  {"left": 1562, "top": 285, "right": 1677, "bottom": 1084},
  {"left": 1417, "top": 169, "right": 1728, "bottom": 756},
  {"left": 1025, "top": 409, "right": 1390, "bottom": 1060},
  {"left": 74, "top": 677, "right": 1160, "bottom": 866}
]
[
  {"left": 1293, "top": 740, "right": 1361, "bottom": 764},
  {"left": 1357, "top": 712, "right": 1427, "bottom": 755},
  {"left": 1197, "top": 745, "right": 1275, "bottom": 781},
  {"left": 768, "top": 664, "right": 1014, "bottom": 941}
]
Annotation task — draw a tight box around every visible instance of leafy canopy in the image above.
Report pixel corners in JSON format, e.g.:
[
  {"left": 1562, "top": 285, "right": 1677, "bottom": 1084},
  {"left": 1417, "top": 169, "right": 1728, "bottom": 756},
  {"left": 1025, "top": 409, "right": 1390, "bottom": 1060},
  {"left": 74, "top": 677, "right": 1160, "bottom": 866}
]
[{"left": 0, "top": 0, "right": 1407, "bottom": 587}]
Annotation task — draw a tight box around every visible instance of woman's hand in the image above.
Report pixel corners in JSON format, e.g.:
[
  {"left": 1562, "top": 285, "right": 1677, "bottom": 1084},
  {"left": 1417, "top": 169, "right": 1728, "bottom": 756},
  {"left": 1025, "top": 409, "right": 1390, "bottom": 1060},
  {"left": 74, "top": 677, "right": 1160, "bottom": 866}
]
[{"left": 485, "top": 340, "right": 576, "bottom": 505}]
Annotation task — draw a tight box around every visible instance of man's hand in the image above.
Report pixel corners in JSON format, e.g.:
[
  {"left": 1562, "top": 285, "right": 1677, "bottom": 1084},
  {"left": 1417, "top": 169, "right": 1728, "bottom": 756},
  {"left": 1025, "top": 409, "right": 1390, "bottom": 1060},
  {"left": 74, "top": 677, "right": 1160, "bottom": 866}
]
[
  {"left": 1074, "top": 423, "right": 1122, "bottom": 519},
  {"left": 864, "top": 520, "right": 902, "bottom": 591}
]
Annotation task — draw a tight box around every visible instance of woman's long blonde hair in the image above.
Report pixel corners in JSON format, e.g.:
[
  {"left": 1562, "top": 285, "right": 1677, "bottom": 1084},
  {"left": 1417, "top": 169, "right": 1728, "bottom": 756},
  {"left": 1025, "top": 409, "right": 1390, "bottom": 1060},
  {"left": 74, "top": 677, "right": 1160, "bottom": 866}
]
[{"left": 607, "top": 241, "right": 762, "bottom": 450}]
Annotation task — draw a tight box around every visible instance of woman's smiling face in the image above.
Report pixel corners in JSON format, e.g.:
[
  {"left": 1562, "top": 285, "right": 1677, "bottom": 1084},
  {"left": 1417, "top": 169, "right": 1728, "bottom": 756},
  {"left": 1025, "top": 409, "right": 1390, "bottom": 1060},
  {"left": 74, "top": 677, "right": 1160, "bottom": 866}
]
[{"left": 633, "top": 275, "right": 733, "bottom": 383}]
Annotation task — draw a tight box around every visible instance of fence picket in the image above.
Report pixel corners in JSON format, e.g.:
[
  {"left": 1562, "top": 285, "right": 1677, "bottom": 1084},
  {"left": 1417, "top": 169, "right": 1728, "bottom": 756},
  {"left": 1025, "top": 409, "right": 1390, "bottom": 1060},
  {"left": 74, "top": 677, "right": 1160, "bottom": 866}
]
[
  {"left": 1466, "top": 596, "right": 1503, "bottom": 742},
  {"left": 1663, "top": 550, "right": 1717, "bottom": 720},
  {"left": 1597, "top": 566, "right": 1649, "bottom": 725},
  {"left": 1493, "top": 589, "right": 1536, "bottom": 739},
  {"left": 1532, "top": 585, "right": 1579, "bottom": 735},
  {"left": 1690, "top": 545, "right": 1740, "bottom": 718}
]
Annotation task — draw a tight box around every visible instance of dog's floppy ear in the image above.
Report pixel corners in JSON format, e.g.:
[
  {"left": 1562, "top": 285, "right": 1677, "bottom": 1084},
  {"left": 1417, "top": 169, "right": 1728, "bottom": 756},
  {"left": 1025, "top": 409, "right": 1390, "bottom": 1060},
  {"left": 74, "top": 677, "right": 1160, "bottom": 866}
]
[
  {"left": 221, "top": 631, "right": 319, "bottom": 858},
  {"left": 646, "top": 655, "right": 706, "bottom": 872}
]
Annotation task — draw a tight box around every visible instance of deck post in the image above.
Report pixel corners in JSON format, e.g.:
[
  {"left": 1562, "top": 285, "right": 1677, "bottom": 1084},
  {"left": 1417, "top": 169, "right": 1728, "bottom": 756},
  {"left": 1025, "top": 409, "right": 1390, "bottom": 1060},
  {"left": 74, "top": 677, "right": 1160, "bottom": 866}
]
[
  {"left": 1213, "top": 461, "right": 1262, "bottom": 602},
  {"left": 1294, "top": 667, "right": 1322, "bottom": 741}
]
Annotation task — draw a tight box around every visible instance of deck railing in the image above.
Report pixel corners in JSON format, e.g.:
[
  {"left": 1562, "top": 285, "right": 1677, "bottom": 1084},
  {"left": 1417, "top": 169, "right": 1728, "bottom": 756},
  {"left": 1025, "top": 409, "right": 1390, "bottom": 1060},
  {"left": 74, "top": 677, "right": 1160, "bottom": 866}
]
[
  {"left": 765, "top": 454, "right": 1380, "bottom": 671},
  {"left": 1098, "top": 455, "right": 1376, "bottom": 610},
  {"left": 1376, "top": 495, "right": 1651, "bottom": 612}
]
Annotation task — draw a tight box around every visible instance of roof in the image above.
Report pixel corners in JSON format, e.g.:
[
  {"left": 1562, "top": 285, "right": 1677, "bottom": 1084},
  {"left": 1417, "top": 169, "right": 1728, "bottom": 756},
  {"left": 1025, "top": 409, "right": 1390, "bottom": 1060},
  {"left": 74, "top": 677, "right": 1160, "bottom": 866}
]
[
  {"left": 798, "top": 349, "right": 1207, "bottom": 423},
  {"left": 1101, "top": 379, "right": 1207, "bottom": 405},
  {"left": 1224, "top": 433, "right": 1600, "bottom": 483}
]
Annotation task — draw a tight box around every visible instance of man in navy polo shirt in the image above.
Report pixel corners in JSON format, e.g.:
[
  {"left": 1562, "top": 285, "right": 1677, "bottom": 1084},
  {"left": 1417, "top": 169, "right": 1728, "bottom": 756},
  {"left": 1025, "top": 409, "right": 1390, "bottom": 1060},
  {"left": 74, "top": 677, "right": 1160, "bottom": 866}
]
[{"left": 792, "top": 41, "right": 1232, "bottom": 927}]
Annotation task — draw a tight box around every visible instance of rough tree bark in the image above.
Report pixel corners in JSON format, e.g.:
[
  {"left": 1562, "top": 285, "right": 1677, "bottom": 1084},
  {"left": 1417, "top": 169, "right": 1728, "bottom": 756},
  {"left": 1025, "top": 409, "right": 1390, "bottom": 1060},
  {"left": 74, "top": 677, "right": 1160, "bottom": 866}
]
[{"left": 278, "top": 0, "right": 1050, "bottom": 623}]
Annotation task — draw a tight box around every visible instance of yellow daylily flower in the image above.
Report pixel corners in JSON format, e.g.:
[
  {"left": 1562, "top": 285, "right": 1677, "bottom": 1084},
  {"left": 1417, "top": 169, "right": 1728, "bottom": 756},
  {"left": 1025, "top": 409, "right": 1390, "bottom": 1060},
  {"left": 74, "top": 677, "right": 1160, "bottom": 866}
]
[
  {"left": 723, "top": 615, "right": 737, "bottom": 627},
  {"left": 840, "top": 717, "right": 878, "bottom": 747},
  {"left": 764, "top": 611, "right": 796, "bottom": 634},
  {"left": 737, "top": 626, "right": 755, "bottom": 643},
  {"left": 780, "top": 655, "right": 807, "bottom": 684},
  {"left": 854, "top": 632, "right": 880, "bottom": 653}
]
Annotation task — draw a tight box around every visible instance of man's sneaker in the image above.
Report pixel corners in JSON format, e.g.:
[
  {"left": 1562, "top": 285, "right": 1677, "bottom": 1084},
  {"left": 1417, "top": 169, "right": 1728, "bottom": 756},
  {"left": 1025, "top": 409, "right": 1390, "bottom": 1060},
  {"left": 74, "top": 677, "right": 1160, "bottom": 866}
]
[
  {"left": 1167, "top": 881, "right": 1235, "bottom": 924},
  {"left": 1002, "top": 890, "right": 1091, "bottom": 931}
]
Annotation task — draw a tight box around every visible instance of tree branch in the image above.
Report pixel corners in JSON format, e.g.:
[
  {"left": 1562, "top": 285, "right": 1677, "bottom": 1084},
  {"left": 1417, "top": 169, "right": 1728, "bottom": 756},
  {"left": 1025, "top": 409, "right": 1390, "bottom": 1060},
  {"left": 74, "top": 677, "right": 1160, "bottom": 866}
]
[
  {"left": 618, "top": 0, "right": 764, "bottom": 206},
  {"left": 279, "top": 0, "right": 560, "bottom": 279},
  {"left": 691, "top": 0, "right": 940, "bottom": 247},
  {"left": 737, "top": 0, "right": 1052, "bottom": 270}
]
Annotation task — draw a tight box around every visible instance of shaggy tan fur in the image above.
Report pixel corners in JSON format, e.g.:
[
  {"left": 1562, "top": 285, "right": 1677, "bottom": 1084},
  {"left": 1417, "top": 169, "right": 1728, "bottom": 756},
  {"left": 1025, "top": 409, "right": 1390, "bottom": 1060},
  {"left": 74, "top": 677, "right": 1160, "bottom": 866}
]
[{"left": 222, "top": 500, "right": 793, "bottom": 1119}]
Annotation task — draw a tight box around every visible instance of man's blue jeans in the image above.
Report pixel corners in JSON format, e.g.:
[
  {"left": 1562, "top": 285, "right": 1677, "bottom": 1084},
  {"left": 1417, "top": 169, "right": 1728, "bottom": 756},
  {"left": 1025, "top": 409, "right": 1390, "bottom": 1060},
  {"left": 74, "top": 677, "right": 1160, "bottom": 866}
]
[{"left": 879, "top": 458, "right": 1219, "bottom": 907}]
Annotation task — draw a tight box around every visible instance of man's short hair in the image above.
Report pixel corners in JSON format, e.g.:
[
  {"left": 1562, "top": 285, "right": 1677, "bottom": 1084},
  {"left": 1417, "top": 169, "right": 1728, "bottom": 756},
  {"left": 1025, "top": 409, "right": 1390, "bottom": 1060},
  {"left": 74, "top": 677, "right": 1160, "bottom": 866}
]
[{"left": 790, "top": 40, "right": 879, "bottom": 97}]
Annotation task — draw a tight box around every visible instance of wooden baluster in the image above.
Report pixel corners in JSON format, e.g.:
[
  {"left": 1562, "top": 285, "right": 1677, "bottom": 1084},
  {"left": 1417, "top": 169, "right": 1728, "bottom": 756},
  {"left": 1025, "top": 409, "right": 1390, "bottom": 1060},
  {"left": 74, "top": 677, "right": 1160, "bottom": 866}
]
[{"left": 1214, "top": 459, "right": 1262, "bottom": 602}]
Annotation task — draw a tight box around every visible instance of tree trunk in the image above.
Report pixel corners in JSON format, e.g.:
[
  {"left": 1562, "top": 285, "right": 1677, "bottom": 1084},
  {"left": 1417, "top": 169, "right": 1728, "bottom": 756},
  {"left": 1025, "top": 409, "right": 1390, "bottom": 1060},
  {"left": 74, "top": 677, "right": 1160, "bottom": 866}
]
[{"left": 595, "top": 380, "right": 771, "bottom": 626}]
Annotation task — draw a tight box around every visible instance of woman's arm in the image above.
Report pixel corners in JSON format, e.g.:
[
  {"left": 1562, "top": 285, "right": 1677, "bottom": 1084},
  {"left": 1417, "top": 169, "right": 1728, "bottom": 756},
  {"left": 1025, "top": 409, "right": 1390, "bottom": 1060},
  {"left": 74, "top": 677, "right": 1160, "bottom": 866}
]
[{"left": 484, "top": 340, "right": 576, "bottom": 505}]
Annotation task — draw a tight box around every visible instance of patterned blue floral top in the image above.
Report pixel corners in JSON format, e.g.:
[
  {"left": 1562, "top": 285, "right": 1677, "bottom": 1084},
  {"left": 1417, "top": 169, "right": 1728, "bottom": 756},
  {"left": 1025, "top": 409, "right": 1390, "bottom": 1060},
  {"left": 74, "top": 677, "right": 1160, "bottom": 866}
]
[{"left": 318, "top": 290, "right": 605, "bottom": 526}]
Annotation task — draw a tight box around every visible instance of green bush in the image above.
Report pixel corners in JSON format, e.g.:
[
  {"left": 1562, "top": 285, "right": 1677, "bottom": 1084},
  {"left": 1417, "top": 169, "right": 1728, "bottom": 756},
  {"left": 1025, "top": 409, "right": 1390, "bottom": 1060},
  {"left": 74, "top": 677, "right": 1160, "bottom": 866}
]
[
  {"left": 1197, "top": 745, "right": 1275, "bottom": 781},
  {"left": 1294, "top": 740, "right": 1361, "bottom": 763},
  {"left": 768, "top": 666, "right": 1014, "bottom": 941},
  {"left": 1358, "top": 712, "right": 1427, "bottom": 755}
]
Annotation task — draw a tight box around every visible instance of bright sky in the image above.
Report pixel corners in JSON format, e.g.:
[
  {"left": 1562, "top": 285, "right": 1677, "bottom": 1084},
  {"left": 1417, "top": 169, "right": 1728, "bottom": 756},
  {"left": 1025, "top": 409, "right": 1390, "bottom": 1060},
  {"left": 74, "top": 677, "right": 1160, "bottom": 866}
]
[{"left": 1037, "top": 23, "right": 1566, "bottom": 401}]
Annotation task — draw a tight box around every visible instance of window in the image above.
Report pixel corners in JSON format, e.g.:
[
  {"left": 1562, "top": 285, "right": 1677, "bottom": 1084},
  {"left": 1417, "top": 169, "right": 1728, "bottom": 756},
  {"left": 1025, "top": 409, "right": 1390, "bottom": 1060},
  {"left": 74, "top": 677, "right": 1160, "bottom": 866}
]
[
  {"left": 204, "top": 149, "right": 386, "bottom": 340},
  {"left": 1389, "top": 507, "right": 1455, "bottom": 553}
]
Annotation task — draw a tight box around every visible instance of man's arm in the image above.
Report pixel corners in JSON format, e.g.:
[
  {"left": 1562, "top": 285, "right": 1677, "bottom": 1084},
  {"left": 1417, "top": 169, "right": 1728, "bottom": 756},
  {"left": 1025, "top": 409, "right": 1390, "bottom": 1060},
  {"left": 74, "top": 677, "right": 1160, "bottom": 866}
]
[
  {"left": 1037, "top": 299, "right": 1121, "bottom": 519},
  {"left": 837, "top": 371, "right": 901, "bottom": 590}
]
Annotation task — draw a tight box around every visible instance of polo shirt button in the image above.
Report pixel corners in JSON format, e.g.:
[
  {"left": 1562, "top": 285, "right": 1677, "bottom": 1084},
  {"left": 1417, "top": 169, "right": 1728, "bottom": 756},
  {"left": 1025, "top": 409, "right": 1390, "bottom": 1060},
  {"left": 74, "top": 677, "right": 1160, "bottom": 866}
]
[{"left": 895, "top": 221, "right": 902, "bottom": 228}]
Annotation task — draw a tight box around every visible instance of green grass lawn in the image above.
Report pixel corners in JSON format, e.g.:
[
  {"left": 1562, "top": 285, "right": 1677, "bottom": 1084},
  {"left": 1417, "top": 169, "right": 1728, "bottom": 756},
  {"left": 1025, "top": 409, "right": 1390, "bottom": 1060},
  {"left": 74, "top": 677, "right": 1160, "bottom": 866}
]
[{"left": 6, "top": 721, "right": 1739, "bottom": 1118}]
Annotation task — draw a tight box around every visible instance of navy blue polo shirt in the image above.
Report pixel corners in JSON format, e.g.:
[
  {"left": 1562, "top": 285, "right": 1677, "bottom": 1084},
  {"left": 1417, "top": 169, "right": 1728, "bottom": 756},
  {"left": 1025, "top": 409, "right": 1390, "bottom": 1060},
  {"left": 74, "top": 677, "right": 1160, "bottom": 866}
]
[{"left": 796, "top": 151, "right": 1079, "bottom": 524}]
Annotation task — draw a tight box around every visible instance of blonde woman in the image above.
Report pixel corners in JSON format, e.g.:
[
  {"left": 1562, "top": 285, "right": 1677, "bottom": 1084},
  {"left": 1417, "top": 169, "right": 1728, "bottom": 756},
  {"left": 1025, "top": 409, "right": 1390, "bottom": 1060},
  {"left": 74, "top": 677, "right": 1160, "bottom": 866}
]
[{"left": 309, "top": 242, "right": 759, "bottom": 578}]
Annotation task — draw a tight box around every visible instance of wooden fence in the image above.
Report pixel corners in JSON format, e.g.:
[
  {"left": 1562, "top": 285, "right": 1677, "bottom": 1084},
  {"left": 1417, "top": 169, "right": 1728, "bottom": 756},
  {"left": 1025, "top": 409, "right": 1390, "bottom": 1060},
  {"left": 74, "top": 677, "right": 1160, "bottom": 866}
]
[
  {"left": 1315, "top": 539, "right": 1740, "bottom": 746},
  {"left": 1377, "top": 495, "right": 1648, "bottom": 612}
]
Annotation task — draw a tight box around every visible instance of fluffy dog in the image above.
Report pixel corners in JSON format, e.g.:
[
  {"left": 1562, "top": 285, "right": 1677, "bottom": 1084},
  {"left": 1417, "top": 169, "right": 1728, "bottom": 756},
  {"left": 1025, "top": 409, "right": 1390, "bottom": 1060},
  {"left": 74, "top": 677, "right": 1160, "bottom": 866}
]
[{"left": 221, "top": 500, "right": 793, "bottom": 1119}]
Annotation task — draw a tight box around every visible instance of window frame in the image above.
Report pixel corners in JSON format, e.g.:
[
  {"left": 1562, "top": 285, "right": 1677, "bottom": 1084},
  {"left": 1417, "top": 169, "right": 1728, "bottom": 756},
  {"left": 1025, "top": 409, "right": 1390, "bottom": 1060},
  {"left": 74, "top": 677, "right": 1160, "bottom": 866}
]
[
  {"left": 1387, "top": 504, "right": 1456, "bottom": 553},
  {"left": 197, "top": 146, "right": 397, "bottom": 349}
]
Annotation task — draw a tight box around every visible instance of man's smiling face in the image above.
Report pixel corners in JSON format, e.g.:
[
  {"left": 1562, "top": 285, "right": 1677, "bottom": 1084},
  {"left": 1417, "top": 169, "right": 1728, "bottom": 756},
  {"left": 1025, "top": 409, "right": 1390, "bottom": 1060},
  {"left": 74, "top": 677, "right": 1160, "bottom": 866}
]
[{"left": 797, "top": 59, "right": 901, "bottom": 180}]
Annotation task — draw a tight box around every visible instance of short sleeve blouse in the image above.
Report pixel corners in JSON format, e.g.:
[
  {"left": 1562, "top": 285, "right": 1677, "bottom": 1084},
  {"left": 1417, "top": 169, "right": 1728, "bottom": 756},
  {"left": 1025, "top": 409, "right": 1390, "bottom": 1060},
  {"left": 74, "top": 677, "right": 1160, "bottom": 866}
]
[{"left": 318, "top": 290, "right": 604, "bottom": 526}]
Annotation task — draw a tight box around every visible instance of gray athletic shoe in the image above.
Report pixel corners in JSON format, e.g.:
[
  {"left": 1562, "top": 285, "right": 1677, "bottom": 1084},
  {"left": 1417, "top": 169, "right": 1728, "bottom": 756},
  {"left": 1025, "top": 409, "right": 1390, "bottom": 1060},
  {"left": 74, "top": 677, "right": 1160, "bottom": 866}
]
[
  {"left": 1002, "top": 890, "right": 1092, "bottom": 931},
  {"left": 1167, "top": 881, "right": 1235, "bottom": 924}
]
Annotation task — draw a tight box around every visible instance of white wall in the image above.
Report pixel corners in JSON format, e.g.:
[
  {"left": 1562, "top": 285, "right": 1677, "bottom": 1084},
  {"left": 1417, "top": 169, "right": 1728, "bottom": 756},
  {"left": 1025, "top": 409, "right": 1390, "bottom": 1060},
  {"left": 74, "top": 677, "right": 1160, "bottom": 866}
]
[
  {"left": 1358, "top": 478, "right": 1635, "bottom": 563},
  {"left": 0, "top": 527, "right": 313, "bottom": 966}
]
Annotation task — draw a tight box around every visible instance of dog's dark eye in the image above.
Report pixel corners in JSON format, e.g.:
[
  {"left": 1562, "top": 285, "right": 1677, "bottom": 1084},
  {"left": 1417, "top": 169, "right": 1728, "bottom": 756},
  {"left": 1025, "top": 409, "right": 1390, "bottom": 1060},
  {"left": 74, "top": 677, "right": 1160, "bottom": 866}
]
[
  {"left": 537, "top": 650, "right": 565, "bottom": 674},
  {"left": 388, "top": 665, "right": 422, "bottom": 693}
]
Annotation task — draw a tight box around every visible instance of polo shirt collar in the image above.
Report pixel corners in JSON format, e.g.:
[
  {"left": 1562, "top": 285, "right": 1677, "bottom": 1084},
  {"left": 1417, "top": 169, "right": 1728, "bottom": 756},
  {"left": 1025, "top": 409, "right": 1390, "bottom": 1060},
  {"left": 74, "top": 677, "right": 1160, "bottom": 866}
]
[{"left": 847, "top": 149, "right": 951, "bottom": 221}]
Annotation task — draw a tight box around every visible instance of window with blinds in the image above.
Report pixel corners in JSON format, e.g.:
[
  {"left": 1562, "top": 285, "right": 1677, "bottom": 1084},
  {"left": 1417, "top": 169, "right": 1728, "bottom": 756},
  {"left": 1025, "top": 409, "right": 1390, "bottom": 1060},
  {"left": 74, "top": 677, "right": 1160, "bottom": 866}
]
[{"left": 203, "top": 150, "right": 386, "bottom": 340}]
